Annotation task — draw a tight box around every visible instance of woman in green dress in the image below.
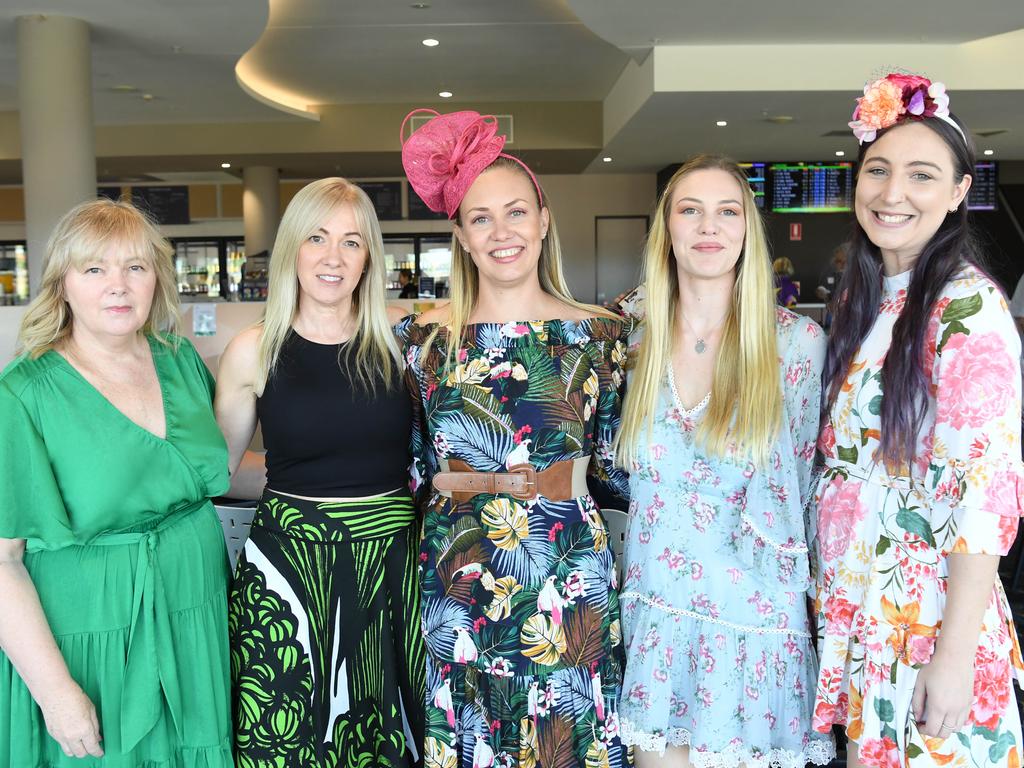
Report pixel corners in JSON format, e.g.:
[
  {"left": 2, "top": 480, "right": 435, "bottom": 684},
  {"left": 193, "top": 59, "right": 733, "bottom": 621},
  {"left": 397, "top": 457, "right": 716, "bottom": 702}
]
[{"left": 0, "top": 199, "right": 233, "bottom": 767}]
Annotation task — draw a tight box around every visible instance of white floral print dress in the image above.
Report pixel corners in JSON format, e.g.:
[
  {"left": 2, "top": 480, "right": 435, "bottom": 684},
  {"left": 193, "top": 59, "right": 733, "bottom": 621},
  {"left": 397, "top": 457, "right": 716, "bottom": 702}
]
[
  {"left": 619, "top": 307, "right": 835, "bottom": 768},
  {"left": 813, "top": 267, "right": 1024, "bottom": 768}
]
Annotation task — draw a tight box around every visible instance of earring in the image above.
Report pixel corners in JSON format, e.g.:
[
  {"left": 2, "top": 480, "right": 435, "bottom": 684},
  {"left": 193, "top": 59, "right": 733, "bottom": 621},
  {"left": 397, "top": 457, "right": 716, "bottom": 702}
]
[{"left": 949, "top": 204, "right": 958, "bottom": 212}]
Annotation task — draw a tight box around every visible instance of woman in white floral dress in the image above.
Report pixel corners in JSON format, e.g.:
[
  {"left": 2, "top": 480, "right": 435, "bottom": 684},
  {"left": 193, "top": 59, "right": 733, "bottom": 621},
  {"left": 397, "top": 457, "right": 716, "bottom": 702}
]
[
  {"left": 615, "top": 155, "right": 835, "bottom": 768},
  {"left": 813, "top": 73, "right": 1024, "bottom": 768}
]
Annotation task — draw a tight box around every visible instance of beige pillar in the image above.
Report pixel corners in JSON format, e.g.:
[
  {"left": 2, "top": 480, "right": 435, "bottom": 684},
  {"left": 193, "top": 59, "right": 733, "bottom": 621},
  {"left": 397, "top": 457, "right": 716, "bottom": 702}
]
[
  {"left": 243, "top": 166, "right": 280, "bottom": 256},
  {"left": 17, "top": 15, "right": 96, "bottom": 297}
]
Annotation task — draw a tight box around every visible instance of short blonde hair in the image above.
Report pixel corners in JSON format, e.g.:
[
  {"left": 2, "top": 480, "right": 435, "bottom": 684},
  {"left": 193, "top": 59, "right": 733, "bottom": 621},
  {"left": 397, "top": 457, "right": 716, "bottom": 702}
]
[
  {"left": 772, "top": 257, "right": 795, "bottom": 277},
  {"left": 255, "top": 177, "right": 400, "bottom": 394},
  {"left": 17, "top": 199, "right": 178, "bottom": 358}
]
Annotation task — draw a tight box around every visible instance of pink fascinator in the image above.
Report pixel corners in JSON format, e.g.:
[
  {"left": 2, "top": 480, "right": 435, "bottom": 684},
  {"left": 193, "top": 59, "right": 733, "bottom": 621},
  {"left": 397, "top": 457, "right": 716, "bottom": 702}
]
[
  {"left": 849, "top": 73, "right": 963, "bottom": 145},
  {"left": 400, "top": 108, "right": 542, "bottom": 219}
]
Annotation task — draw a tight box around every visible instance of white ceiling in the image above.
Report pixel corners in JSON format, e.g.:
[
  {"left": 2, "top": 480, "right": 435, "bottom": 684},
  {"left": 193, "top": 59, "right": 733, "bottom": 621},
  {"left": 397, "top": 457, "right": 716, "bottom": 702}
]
[
  {"left": 569, "top": 0, "right": 1024, "bottom": 51},
  {"left": 0, "top": 0, "right": 1022, "bottom": 178}
]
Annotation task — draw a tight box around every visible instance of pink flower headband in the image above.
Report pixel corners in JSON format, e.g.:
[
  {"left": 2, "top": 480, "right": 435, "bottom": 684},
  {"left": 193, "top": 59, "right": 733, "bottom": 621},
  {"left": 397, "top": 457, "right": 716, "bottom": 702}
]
[
  {"left": 400, "top": 108, "right": 543, "bottom": 219},
  {"left": 849, "top": 73, "right": 965, "bottom": 145}
]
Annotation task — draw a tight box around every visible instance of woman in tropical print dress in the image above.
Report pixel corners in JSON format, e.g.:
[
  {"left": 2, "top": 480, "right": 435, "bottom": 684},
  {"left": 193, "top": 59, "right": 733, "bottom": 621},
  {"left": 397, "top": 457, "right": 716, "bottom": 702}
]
[
  {"left": 398, "top": 109, "right": 631, "bottom": 768},
  {"left": 813, "top": 73, "right": 1024, "bottom": 768},
  {"left": 216, "top": 178, "right": 423, "bottom": 767},
  {"left": 613, "top": 156, "right": 834, "bottom": 768}
]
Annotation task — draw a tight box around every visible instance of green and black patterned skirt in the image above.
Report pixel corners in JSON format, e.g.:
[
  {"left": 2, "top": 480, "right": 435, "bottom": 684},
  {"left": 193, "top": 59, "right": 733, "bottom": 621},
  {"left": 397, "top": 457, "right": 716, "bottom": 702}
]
[{"left": 228, "top": 489, "right": 425, "bottom": 768}]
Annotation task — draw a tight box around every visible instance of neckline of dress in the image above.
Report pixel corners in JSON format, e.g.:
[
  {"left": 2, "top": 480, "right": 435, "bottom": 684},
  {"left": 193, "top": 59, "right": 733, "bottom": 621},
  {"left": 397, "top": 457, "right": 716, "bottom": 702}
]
[
  {"left": 667, "top": 364, "right": 710, "bottom": 417},
  {"left": 882, "top": 269, "right": 912, "bottom": 295}
]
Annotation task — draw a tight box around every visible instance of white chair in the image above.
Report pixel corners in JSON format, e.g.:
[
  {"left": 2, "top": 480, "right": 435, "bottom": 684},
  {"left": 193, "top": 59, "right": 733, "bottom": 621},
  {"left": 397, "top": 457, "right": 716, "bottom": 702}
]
[
  {"left": 215, "top": 504, "right": 256, "bottom": 570},
  {"left": 601, "top": 507, "right": 630, "bottom": 584}
]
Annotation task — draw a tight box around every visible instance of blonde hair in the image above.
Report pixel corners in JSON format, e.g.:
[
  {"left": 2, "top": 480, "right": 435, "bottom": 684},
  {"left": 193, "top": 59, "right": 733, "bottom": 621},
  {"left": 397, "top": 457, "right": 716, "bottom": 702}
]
[
  {"left": 616, "top": 155, "right": 782, "bottom": 468},
  {"left": 255, "top": 177, "right": 400, "bottom": 395},
  {"left": 772, "top": 256, "right": 795, "bottom": 277},
  {"left": 17, "top": 198, "right": 179, "bottom": 359},
  {"left": 422, "top": 157, "right": 611, "bottom": 370}
]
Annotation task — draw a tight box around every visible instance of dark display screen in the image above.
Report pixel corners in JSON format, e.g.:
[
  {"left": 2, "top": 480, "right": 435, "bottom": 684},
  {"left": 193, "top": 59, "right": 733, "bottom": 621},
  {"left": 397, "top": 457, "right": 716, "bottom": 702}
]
[
  {"left": 770, "top": 163, "right": 854, "bottom": 213},
  {"left": 967, "top": 162, "right": 998, "bottom": 211}
]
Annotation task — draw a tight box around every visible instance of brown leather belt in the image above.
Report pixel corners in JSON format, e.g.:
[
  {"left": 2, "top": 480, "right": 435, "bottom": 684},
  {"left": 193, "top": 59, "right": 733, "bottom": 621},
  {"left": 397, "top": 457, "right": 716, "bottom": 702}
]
[{"left": 432, "top": 457, "right": 590, "bottom": 503}]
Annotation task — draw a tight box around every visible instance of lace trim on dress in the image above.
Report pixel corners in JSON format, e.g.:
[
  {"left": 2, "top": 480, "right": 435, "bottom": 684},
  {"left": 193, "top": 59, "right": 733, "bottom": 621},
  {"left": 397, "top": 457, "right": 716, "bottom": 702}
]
[
  {"left": 620, "top": 591, "right": 812, "bottom": 638},
  {"left": 621, "top": 719, "right": 835, "bottom": 768},
  {"left": 739, "top": 513, "right": 809, "bottom": 554},
  {"left": 667, "top": 365, "right": 710, "bottom": 418}
]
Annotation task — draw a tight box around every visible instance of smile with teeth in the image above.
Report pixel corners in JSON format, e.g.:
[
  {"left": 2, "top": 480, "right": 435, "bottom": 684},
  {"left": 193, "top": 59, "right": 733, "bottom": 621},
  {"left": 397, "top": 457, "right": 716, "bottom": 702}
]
[
  {"left": 874, "top": 212, "right": 913, "bottom": 224},
  {"left": 317, "top": 274, "right": 342, "bottom": 283},
  {"left": 490, "top": 247, "right": 523, "bottom": 259}
]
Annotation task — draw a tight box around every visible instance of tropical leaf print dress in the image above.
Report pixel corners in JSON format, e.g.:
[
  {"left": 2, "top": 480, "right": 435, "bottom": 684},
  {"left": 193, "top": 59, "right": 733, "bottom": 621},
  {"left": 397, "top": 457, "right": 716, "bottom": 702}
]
[
  {"left": 813, "top": 267, "right": 1024, "bottom": 768},
  {"left": 618, "top": 308, "right": 835, "bottom": 768},
  {"left": 398, "top": 317, "right": 632, "bottom": 768}
]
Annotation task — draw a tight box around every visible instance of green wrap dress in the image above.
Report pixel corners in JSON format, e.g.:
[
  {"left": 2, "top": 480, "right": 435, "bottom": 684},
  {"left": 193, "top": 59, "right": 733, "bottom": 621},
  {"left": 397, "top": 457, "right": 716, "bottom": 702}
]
[{"left": 0, "top": 335, "right": 233, "bottom": 768}]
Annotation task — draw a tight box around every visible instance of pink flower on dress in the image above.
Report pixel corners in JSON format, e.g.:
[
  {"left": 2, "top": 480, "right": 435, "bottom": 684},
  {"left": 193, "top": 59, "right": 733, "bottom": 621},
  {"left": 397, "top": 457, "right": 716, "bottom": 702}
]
[
  {"left": 858, "top": 737, "right": 901, "bottom": 768},
  {"left": 971, "top": 646, "right": 1012, "bottom": 730},
  {"left": 935, "top": 331, "right": 1016, "bottom": 430},
  {"left": 818, "top": 475, "right": 867, "bottom": 561},
  {"left": 818, "top": 424, "right": 836, "bottom": 458},
  {"left": 983, "top": 467, "right": 1022, "bottom": 552}
]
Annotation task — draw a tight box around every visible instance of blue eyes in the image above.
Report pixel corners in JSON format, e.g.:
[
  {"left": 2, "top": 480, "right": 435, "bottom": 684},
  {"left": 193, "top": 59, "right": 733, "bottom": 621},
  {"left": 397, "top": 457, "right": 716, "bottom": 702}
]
[
  {"left": 83, "top": 264, "right": 145, "bottom": 274},
  {"left": 864, "top": 167, "right": 933, "bottom": 181},
  {"left": 680, "top": 208, "right": 739, "bottom": 216},
  {"left": 307, "top": 235, "right": 361, "bottom": 248},
  {"left": 471, "top": 209, "right": 527, "bottom": 226}
]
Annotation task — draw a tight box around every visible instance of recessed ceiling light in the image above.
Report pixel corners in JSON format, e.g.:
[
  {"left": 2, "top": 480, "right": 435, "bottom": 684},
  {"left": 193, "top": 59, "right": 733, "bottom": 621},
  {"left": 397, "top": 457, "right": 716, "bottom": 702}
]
[
  {"left": 983, "top": 149, "right": 994, "bottom": 156},
  {"left": 141, "top": 93, "right": 154, "bottom": 101},
  {"left": 602, "top": 157, "right": 613, "bottom": 163},
  {"left": 422, "top": 38, "right": 439, "bottom": 47},
  {"left": 221, "top": 162, "right": 231, "bottom": 169},
  {"left": 438, "top": 90, "right": 453, "bottom": 98},
  {"left": 111, "top": 84, "right": 138, "bottom": 92},
  {"left": 716, "top": 120, "right": 728, "bottom": 127},
  {"left": 411, "top": 2, "right": 430, "bottom": 7},
  {"left": 835, "top": 150, "right": 845, "bottom": 157}
]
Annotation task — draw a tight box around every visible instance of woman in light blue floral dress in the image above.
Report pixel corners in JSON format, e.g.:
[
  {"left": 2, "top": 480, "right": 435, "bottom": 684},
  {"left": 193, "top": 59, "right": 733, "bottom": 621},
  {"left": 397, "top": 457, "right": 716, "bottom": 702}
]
[{"left": 614, "top": 156, "right": 835, "bottom": 768}]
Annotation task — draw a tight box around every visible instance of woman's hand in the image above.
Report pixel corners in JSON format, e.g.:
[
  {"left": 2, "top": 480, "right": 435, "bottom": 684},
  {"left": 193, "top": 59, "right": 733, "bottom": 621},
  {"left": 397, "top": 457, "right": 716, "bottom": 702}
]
[
  {"left": 912, "top": 646, "right": 975, "bottom": 739},
  {"left": 38, "top": 680, "right": 103, "bottom": 759}
]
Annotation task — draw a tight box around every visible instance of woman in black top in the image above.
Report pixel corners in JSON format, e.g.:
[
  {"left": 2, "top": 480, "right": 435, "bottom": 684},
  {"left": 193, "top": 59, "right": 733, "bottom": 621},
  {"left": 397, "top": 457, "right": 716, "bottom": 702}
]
[{"left": 215, "top": 178, "right": 424, "bottom": 767}]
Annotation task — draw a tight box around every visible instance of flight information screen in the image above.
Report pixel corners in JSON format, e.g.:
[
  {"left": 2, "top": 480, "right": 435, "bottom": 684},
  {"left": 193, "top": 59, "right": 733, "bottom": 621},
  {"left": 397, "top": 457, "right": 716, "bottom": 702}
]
[
  {"left": 967, "top": 162, "right": 998, "bottom": 211},
  {"left": 770, "top": 162, "right": 854, "bottom": 213},
  {"left": 739, "top": 162, "right": 767, "bottom": 210}
]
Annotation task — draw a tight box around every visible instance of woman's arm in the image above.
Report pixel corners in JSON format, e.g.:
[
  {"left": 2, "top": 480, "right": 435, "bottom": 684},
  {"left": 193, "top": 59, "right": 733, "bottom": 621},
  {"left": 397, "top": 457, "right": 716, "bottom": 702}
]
[
  {"left": 0, "top": 538, "right": 103, "bottom": 758},
  {"left": 214, "top": 327, "right": 266, "bottom": 499},
  {"left": 912, "top": 553, "right": 1000, "bottom": 737}
]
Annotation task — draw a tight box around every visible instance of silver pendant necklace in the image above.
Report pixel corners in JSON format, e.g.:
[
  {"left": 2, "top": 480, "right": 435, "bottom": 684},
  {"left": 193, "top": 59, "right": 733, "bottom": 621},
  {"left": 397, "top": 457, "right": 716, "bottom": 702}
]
[{"left": 680, "top": 309, "right": 727, "bottom": 354}]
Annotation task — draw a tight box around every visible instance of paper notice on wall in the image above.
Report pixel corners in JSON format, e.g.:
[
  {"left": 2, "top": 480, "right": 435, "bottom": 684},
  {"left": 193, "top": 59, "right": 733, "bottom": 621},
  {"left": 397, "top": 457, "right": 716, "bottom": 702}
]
[{"left": 192, "top": 303, "right": 217, "bottom": 336}]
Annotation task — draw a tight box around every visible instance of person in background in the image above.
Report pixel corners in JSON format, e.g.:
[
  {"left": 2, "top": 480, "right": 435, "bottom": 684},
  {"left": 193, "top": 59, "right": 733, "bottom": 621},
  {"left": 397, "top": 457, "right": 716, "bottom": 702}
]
[
  {"left": 814, "top": 73, "right": 1023, "bottom": 768},
  {"left": 614, "top": 155, "right": 834, "bottom": 768},
  {"left": 0, "top": 199, "right": 233, "bottom": 766},
  {"left": 398, "top": 108, "right": 631, "bottom": 768},
  {"left": 816, "top": 244, "right": 849, "bottom": 304},
  {"left": 215, "top": 178, "right": 423, "bottom": 767},
  {"left": 399, "top": 267, "right": 419, "bottom": 299},
  {"left": 773, "top": 255, "right": 800, "bottom": 308}
]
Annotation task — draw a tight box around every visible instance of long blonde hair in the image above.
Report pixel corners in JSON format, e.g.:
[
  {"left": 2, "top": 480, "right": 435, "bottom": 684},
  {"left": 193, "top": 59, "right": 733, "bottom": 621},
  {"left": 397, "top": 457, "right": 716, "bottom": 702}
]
[
  {"left": 422, "top": 157, "right": 611, "bottom": 369},
  {"left": 17, "top": 199, "right": 179, "bottom": 359},
  {"left": 616, "top": 155, "right": 781, "bottom": 467},
  {"left": 255, "top": 177, "right": 400, "bottom": 395}
]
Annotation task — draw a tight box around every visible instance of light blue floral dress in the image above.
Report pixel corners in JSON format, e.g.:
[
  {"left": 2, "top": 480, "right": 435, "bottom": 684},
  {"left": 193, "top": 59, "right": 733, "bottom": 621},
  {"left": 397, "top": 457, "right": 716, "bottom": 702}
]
[{"left": 619, "top": 307, "right": 835, "bottom": 768}]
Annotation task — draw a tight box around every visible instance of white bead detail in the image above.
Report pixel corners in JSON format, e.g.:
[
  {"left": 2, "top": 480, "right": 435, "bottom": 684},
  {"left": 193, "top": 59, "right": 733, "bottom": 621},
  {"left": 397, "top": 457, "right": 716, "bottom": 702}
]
[{"left": 621, "top": 591, "right": 812, "bottom": 637}]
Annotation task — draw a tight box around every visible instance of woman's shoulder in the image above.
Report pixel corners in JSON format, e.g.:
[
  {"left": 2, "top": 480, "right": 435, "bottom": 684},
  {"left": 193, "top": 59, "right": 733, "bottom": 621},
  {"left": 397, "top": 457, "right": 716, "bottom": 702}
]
[
  {"left": 0, "top": 350, "right": 63, "bottom": 399},
  {"left": 774, "top": 307, "right": 826, "bottom": 363}
]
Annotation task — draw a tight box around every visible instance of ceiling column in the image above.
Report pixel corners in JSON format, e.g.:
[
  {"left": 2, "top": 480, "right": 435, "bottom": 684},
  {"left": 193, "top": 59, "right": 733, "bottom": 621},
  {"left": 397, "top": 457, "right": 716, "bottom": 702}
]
[
  {"left": 242, "top": 166, "right": 280, "bottom": 257},
  {"left": 17, "top": 15, "right": 97, "bottom": 297}
]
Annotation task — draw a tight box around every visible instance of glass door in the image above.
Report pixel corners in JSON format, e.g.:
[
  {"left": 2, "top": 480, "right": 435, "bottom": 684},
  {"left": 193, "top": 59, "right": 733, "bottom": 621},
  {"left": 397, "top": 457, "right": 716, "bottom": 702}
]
[{"left": 0, "top": 242, "right": 28, "bottom": 306}]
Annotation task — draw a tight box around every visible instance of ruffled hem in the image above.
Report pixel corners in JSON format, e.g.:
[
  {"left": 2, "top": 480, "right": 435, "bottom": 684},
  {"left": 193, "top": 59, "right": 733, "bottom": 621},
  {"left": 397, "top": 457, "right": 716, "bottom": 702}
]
[
  {"left": 735, "top": 513, "right": 811, "bottom": 590},
  {"left": 620, "top": 720, "right": 835, "bottom": 768},
  {"left": 8, "top": 739, "right": 232, "bottom": 768}
]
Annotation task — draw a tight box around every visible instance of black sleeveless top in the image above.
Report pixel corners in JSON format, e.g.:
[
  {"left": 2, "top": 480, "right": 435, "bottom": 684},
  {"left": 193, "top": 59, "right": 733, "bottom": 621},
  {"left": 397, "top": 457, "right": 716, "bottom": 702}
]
[{"left": 256, "top": 331, "right": 412, "bottom": 496}]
